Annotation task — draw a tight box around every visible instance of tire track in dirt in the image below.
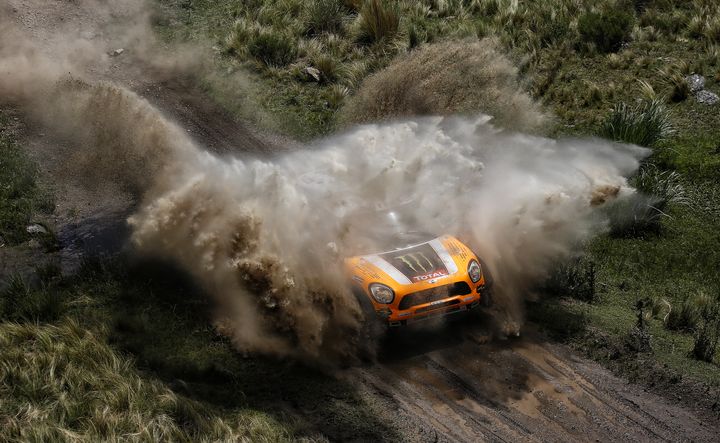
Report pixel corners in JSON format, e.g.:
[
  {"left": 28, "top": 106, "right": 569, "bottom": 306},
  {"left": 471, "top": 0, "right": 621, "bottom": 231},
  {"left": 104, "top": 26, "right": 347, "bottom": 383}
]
[{"left": 347, "top": 316, "right": 718, "bottom": 442}]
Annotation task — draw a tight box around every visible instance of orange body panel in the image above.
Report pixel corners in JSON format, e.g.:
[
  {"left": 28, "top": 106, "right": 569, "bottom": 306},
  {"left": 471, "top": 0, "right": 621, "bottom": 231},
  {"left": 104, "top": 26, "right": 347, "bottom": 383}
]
[{"left": 345, "top": 235, "right": 491, "bottom": 325}]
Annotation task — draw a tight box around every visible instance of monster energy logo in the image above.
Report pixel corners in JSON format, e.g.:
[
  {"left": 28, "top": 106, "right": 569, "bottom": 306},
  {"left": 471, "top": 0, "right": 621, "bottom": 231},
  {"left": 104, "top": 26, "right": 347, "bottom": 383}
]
[{"left": 395, "top": 253, "right": 434, "bottom": 274}]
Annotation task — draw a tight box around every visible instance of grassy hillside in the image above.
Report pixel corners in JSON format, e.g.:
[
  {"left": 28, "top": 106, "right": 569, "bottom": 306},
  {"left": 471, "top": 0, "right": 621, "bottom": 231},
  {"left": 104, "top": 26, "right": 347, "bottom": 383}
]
[{"left": 157, "top": 0, "right": 720, "bottom": 388}]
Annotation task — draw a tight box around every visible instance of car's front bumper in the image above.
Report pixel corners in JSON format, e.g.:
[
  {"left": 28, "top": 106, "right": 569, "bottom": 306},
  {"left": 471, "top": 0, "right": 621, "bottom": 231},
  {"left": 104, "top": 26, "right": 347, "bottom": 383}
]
[{"left": 386, "top": 293, "right": 481, "bottom": 326}]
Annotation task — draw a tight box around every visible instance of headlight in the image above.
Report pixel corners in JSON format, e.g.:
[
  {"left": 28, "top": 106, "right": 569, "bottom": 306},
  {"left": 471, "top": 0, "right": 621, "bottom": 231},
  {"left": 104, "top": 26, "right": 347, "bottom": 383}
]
[
  {"left": 468, "top": 260, "right": 482, "bottom": 283},
  {"left": 369, "top": 283, "right": 395, "bottom": 304}
]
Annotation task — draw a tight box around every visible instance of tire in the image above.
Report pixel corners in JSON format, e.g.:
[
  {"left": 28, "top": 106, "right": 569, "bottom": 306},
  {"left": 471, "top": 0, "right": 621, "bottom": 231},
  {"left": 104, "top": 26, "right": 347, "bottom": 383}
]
[
  {"left": 352, "top": 287, "right": 388, "bottom": 338},
  {"left": 480, "top": 286, "right": 494, "bottom": 308}
]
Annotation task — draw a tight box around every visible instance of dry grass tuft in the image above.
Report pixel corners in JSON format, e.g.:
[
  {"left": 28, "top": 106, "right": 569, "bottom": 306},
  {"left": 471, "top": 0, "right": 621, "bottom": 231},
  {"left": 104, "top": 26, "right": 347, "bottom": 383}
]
[
  {"left": 356, "top": 0, "right": 400, "bottom": 44},
  {"left": 0, "top": 320, "right": 299, "bottom": 442},
  {"left": 340, "top": 38, "right": 546, "bottom": 131}
]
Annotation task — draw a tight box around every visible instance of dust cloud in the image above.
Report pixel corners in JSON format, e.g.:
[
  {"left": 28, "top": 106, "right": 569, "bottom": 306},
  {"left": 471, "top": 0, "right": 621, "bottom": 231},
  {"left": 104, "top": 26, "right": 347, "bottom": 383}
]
[{"left": 0, "top": 3, "right": 648, "bottom": 362}]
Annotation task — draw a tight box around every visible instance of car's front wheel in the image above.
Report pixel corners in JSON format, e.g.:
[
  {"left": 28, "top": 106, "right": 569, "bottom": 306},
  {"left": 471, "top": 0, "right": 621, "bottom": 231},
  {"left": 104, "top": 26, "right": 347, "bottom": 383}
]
[{"left": 480, "top": 286, "right": 494, "bottom": 308}]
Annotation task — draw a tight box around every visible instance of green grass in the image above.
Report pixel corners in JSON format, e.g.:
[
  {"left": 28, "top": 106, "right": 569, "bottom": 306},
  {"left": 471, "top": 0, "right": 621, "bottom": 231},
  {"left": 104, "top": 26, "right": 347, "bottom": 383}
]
[
  {"left": 598, "top": 99, "right": 674, "bottom": 147},
  {"left": 0, "top": 110, "right": 55, "bottom": 247},
  {"left": 157, "top": 0, "right": 720, "bottom": 138},
  {"left": 0, "top": 257, "right": 401, "bottom": 441}
]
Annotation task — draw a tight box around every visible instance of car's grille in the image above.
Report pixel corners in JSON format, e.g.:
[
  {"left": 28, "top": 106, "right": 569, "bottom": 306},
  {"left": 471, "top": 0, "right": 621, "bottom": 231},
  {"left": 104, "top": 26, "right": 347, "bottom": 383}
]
[
  {"left": 414, "top": 299, "right": 461, "bottom": 314},
  {"left": 398, "top": 281, "right": 472, "bottom": 310}
]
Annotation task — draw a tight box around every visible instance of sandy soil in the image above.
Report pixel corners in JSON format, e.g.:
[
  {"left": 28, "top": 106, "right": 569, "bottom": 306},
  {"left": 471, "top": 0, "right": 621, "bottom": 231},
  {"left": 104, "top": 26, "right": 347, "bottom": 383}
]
[{"left": 3, "top": 1, "right": 719, "bottom": 441}]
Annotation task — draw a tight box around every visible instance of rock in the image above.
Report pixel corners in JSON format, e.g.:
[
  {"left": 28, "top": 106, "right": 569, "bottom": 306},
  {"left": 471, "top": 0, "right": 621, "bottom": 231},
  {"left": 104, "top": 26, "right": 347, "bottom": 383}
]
[
  {"left": 110, "top": 48, "right": 125, "bottom": 57},
  {"left": 303, "top": 66, "right": 321, "bottom": 82},
  {"left": 697, "top": 90, "right": 719, "bottom": 105},
  {"left": 686, "top": 74, "right": 705, "bottom": 92},
  {"left": 27, "top": 239, "right": 41, "bottom": 249},
  {"left": 26, "top": 223, "right": 48, "bottom": 235}
]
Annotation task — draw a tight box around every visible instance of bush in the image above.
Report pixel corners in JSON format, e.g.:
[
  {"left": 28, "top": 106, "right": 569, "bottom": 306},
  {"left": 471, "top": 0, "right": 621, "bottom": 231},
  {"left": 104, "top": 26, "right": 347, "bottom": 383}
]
[
  {"left": 341, "top": 39, "right": 546, "bottom": 131},
  {"left": 633, "top": 163, "right": 690, "bottom": 208},
  {"left": 666, "top": 291, "right": 714, "bottom": 332},
  {"left": 543, "top": 256, "right": 596, "bottom": 303},
  {"left": 705, "top": 17, "right": 720, "bottom": 43},
  {"left": 0, "top": 275, "right": 64, "bottom": 322},
  {"left": 692, "top": 295, "right": 720, "bottom": 362},
  {"left": 305, "top": 0, "right": 346, "bottom": 36},
  {"left": 248, "top": 30, "right": 298, "bottom": 67},
  {"left": 668, "top": 72, "right": 690, "bottom": 102},
  {"left": 310, "top": 53, "right": 341, "bottom": 83},
  {"left": 605, "top": 161, "right": 692, "bottom": 239},
  {"left": 357, "top": 0, "right": 400, "bottom": 44},
  {"left": 605, "top": 194, "right": 666, "bottom": 238},
  {"left": 598, "top": 99, "right": 674, "bottom": 147},
  {"left": 578, "top": 10, "right": 634, "bottom": 53}
]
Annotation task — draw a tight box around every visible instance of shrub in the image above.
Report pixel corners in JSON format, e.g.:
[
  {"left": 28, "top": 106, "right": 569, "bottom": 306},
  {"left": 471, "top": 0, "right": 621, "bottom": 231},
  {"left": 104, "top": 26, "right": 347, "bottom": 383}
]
[
  {"left": 598, "top": 99, "right": 674, "bottom": 147},
  {"left": 341, "top": 39, "right": 546, "bottom": 131},
  {"left": 578, "top": 10, "right": 634, "bottom": 53},
  {"left": 248, "top": 30, "right": 298, "bottom": 67},
  {"left": 605, "top": 193, "right": 666, "bottom": 238},
  {"left": 692, "top": 294, "right": 720, "bottom": 362},
  {"left": 687, "top": 15, "right": 705, "bottom": 39},
  {"left": 328, "top": 84, "right": 350, "bottom": 109},
  {"left": 668, "top": 72, "right": 690, "bottom": 101},
  {"left": 666, "top": 291, "right": 714, "bottom": 332},
  {"left": 625, "top": 299, "right": 652, "bottom": 354},
  {"left": 0, "top": 275, "right": 63, "bottom": 322},
  {"left": 224, "top": 18, "right": 259, "bottom": 56},
  {"left": 356, "top": 0, "right": 400, "bottom": 44},
  {"left": 305, "top": 0, "right": 346, "bottom": 36},
  {"left": 606, "top": 163, "right": 689, "bottom": 238},
  {"left": 310, "top": 53, "right": 341, "bottom": 82},
  {"left": 705, "top": 16, "right": 720, "bottom": 43},
  {"left": 633, "top": 163, "right": 690, "bottom": 208},
  {"left": 543, "top": 256, "right": 596, "bottom": 303}
]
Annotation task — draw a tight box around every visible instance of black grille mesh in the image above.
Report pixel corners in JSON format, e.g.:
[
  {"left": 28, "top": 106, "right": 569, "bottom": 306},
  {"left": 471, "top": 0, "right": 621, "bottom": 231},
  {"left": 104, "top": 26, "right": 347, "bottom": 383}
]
[{"left": 398, "top": 281, "right": 472, "bottom": 310}]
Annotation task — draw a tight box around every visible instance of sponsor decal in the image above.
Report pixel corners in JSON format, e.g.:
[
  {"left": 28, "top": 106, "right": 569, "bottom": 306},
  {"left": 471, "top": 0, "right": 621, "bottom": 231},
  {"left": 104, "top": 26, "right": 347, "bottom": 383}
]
[
  {"left": 411, "top": 270, "right": 448, "bottom": 282},
  {"left": 394, "top": 252, "right": 434, "bottom": 274},
  {"left": 364, "top": 239, "right": 459, "bottom": 286}
]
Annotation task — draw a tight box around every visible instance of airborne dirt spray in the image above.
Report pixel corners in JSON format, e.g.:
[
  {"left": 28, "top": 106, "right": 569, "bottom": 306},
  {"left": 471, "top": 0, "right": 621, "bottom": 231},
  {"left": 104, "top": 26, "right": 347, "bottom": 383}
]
[{"left": 0, "top": 5, "right": 648, "bottom": 363}]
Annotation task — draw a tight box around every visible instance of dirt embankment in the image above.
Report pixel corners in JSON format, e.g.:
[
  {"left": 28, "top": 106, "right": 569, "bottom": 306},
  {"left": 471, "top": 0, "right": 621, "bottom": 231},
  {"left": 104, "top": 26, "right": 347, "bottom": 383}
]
[{"left": 2, "top": 0, "right": 719, "bottom": 441}]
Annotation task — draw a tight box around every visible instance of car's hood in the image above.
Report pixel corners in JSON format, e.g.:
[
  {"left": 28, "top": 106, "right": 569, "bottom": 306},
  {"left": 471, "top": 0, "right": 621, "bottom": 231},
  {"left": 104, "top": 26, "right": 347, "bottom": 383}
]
[{"left": 360, "top": 238, "right": 459, "bottom": 285}]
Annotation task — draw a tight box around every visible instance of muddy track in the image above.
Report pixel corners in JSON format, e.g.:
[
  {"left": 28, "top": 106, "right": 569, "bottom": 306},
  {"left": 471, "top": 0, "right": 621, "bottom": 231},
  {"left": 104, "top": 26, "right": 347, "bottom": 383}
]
[
  {"left": 4, "top": 1, "right": 720, "bottom": 441},
  {"left": 351, "top": 315, "right": 717, "bottom": 442}
]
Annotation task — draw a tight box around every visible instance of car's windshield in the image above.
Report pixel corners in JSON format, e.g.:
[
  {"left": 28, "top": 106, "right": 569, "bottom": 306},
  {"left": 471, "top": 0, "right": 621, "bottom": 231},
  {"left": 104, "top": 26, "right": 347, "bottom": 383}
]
[{"left": 380, "top": 231, "right": 436, "bottom": 251}]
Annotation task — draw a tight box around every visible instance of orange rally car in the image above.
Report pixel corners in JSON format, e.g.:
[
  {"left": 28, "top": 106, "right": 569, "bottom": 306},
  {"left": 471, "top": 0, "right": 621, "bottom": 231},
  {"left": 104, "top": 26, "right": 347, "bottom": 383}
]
[{"left": 345, "top": 232, "right": 493, "bottom": 327}]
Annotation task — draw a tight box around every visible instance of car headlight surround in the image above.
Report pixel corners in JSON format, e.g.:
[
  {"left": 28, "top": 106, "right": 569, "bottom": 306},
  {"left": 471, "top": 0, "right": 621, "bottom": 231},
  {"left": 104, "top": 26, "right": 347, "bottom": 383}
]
[
  {"left": 369, "top": 283, "right": 395, "bottom": 304},
  {"left": 468, "top": 259, "right": 482, "bottom": 283}
]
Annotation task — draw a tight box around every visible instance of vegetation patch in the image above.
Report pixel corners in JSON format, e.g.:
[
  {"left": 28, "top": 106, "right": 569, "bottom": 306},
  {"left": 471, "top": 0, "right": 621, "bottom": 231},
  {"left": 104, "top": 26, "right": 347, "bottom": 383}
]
[
  {"left": 0, "top": 255, "right": 401, "bottom": 442},
  {"left": 0, "top": 111, "right": 55, "bottom": 247},
  {"left": 598, "top": 99, "right": 673, "bottom": 147},
  {"left": 578, "top": 9, "right": 634, "bottom": 54}
]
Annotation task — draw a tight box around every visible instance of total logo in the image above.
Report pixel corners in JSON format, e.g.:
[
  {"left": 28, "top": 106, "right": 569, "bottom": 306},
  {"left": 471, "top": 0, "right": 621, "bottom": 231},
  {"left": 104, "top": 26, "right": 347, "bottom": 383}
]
[{"left": 412, "top": 271, "right": 448, "bottom": 282}]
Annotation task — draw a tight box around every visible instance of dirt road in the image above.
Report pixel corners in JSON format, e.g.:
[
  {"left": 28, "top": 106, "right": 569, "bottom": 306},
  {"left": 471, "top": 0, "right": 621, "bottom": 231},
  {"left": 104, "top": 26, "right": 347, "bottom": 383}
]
[
  {"left": 351, "top": 315, "right": 717, "bottom": 442},
  {"left": 3, "top": 1, "right": 719, "bottom": 441}
]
